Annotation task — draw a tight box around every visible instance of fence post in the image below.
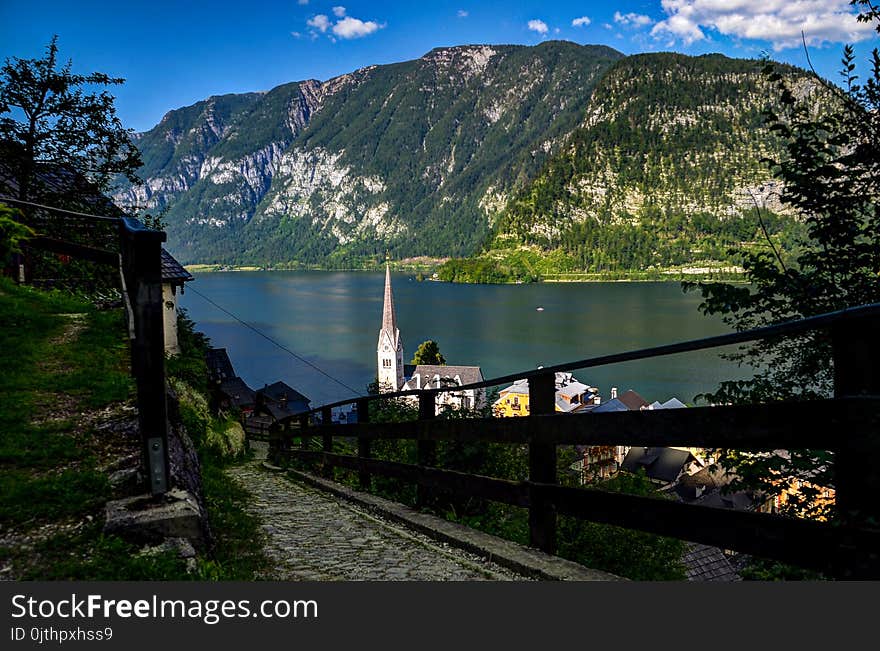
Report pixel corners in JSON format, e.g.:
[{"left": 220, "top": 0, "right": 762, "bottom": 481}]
[
  {"left": 528, "top": 371, "right": 557, "bottom": 554},
  {"left": 417, "top": 391, "right": 438, "bottom": 509},
  {"left": 118, "top": 218, "right": 169, "bottom": 496},
  {"left": 299, "top": 413, "right": 311, "bottom": 456},
  {"left": 357, "top": 398, "right": 371, "bottom": 490},
  {"left": 322, "top": 406, "right": 333, "bottom": 477},
  {"left": 832, "top": 313, "right": 880, "bottom": 533}
]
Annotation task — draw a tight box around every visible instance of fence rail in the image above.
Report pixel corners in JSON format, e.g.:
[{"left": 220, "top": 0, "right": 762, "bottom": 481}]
[{"left": 272, "top": 304, "right": 880, "bottom": 579}]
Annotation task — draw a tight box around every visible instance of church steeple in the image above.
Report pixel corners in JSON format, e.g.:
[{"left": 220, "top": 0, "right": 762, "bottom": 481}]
[
  {"left": 377, "top": 263, "right": 404, "bottom": 392},
  {"left": 382, "top": 263, "right": 398, "bottom": 337}
]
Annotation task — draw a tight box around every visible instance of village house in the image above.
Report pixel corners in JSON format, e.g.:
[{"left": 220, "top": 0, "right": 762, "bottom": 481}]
[
  {"left": 401, "top": 364, "right": 486, "bottom": 412},
  {"left": 160, "top": 249, "right": 193, "bottom": 355},
  {"left": 493, "top": 372, "right": 600, "bottom": 417},
  {"left": 205, "top": 347, "right": 257, "bottom": 418},
  {"left": 206, "top": 348, "right": 237, "bottom": 384},
  {"left": 620, "top": 446, "right": 703, "bottom": 486},
  {"left": 570, "top": 388, "right": 650, "bottom": 482},
  {"left": 216, "top": 377, "right": 256, "bottom": 417},
  {"left": 246, "top": 381, "right": 312, "bottom": 439}
]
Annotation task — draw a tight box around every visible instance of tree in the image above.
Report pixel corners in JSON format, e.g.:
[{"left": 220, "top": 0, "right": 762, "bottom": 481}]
[
  {"left": 688, "top": 3, "right": 880, "bottom": 520},
  {"left": 411, "top": 340, "right": 446, "bottom": 365},
  {"left": 0, "top": 36, "right": 142, "bottom": 205}
]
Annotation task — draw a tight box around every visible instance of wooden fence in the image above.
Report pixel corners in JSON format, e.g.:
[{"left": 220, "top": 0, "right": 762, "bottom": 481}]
[
  {"left": 271, "top": 303, "right": 880, "bottom": 579},
  {"left": 10, "top": 198, "right": 171, "bottom": 496}
]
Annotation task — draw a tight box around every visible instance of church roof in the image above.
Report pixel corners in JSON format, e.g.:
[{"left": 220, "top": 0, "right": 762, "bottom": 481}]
[
  {"left": 381, "top": 264, "right": 398, "bottom": 337},
  {"left": 406, "top": 365, "right": 484, "bottom": 388},
  {"left": 161, "top": 248, "right": 194, "bottom": 284}
]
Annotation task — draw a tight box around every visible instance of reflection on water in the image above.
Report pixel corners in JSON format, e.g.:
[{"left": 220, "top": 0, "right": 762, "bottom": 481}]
[{"left": 180, "top": 271, "right": 749, "bottom": 407}]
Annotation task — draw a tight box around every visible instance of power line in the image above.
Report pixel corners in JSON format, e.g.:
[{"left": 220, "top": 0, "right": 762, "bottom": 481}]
[
  {"left": 186, "top": 285, "right": 363, "bottom": 398},
  {"left": 0, "top": 195, "right": 122, "bottom": 222}
]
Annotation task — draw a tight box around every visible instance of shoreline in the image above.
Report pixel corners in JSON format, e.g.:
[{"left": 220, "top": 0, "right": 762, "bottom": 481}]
[{"left": 183, "top": 264, "right": 747, "bottom": 284}]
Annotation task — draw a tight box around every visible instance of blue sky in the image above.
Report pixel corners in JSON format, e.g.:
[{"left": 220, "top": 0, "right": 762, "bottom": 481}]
[{"left": 1, "top": 1, "right": 877, "bottom": 132}]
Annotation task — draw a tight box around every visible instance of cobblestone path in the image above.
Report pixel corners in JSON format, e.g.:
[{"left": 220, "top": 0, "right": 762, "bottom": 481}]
[{"left": 225, "top": 460, "right": 529, "bottom": 581}]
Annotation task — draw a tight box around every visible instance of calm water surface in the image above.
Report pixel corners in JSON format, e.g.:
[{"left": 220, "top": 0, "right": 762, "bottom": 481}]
[{"left": 179, "top": 271, "right": 749, "bottom": 407}]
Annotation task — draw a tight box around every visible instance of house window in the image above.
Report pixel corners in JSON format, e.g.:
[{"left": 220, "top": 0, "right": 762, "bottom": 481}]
[
  {"left": 513, "top": 396, "right": 519, "bottom": 406},
  {"left": 383, "top": 359, "right": 391, "bottom": 368}
]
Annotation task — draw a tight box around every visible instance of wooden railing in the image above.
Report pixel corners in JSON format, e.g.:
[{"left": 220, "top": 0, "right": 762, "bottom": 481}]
[{"left": 271, "top": 303, "right": 880, "bottom": 579}]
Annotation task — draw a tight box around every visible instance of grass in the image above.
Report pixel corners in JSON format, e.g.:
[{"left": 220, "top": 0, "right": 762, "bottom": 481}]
[{"left": 0, "top": 277, "right": 271, "bottom": 580}]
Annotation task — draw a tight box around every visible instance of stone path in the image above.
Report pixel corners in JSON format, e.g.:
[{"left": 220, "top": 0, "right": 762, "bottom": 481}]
[{"left": 225, "top": 458, "right": 530, "bottom": 581}]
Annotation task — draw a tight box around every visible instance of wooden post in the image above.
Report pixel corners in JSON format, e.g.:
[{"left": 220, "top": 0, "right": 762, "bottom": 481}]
[
  {"left": 357, "top": 398, "right": 371, "bottom": 490},
  {"left": 299, "top": 413, "right": 311, "bottom": 455},
  {"left": 528, "top": 371, "right": 557, "bottom": 554},
  {"left": 322, "top": 406, "right": 333, "bottom": 477},
  {"left": 832, "top": 314, "right": 880, "bottom": 532},
  {"left": 417, "top": 391, "right": 438, "bottom": 509},
  {"left": 118, "top": 218, "right": 169, "bottom": 496}
]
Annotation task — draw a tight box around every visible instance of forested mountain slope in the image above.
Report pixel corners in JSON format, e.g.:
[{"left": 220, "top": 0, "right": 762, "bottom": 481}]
[{"left": 475, "top": 53, "right": 813, "bottom": 277}]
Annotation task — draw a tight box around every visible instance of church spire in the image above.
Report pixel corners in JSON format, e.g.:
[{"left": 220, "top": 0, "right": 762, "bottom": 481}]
[
  {"left": 377, "top": 262, "right": 404, "bottom": 392},
  {"left": 382, "top": 262, "right": 397, "bottom": 336}
]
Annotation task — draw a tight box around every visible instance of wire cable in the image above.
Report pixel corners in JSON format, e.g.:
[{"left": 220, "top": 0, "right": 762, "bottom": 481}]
[
  {"left": 186, "top": 285, "right": 363, "bottom": 398},
  {"left": 0, "top": 195, "right": 122, "bottom": 222}
]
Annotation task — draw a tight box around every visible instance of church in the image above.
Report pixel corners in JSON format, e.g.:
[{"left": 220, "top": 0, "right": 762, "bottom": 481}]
[{"left": 376, "top": 265, "right": 486, "bottom": 414}]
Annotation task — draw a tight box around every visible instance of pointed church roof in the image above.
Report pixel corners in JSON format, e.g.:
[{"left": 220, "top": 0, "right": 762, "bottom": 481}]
[{"left": 381, "top": 263, "right": 398, "bottom": 338}]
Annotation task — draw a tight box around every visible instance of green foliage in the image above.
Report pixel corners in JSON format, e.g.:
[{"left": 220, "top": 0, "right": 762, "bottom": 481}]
[
  {"left": 0, "top": 469, "right": 110, "bottom": 526},
  {"left": 738, "top": 556, "right": 825, "bottom": 581},
  {"left": 557, "top": 472, "right": 687, "bottom": 580},
  {"left": 436, "top": 256, "right": 539, "bottom": 283},
  {"left": 171, "top": 377, "right": 245, "bottom": 461},
  {"left": 688, "top": 11, "right": 880, "bottom": 521},
  {"left": 166, "top": 308, "right": 211, "bottom": 393},
  {"left": 411, "top": 340, "right": 446, "bottom": 365},
  {"left": 0, "top": 36, "right": 142, "bottom": 202},
  {"left": 0, "top": 203, "right": 35, "bottom": 266}
]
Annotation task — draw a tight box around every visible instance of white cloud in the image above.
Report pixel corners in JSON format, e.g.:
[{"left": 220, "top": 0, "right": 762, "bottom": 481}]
[
  {"left": 614, "top": 11, "right": 653, "bottom": 27},
  {"left": 652, "top": 0, "right": 876, "bottom": 50},
  {"left": 457, "top": 10, "right": 468, "bottom": 18},
  {"left": 602, "top": 23, "right": 612, "bottom": 30},
  {"left": 297, "top": 0, "right": 308, "bottom": 5},
  {"left": 333, "top": 15, "right": 384, "bottom": 39},
  {"left": 572, "top": 16, "right": 591, "bottom": 28},
  {"left": 528, "top": 19, "right": 549, "bottom": 35},
  {"left": 307, "top": 14, "right": 331, "bottom": 32},
  {"left": 332, "top": 6, "right": 346, "bottom": 18}
]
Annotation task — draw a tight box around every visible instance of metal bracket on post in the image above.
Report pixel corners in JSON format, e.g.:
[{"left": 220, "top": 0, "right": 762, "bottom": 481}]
[{"left": 147, "top": 437, "right": 168, "bottom": 494}]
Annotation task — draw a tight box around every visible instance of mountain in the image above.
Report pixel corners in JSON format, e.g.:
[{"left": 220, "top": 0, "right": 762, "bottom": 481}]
[
  {"left": 114, "top": 44, "right": 812, "bottom": 273},
  {"left": 472, "top": 52, "right": 812, "bottom": 278},
  {"left": 114, "top": 42, "right": 625, "bottom": 265}
]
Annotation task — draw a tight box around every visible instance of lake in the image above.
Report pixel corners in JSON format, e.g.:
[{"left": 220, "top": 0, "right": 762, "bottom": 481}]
[{"left": 179, "top": 271, "right": 750, "bottom": 408}]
